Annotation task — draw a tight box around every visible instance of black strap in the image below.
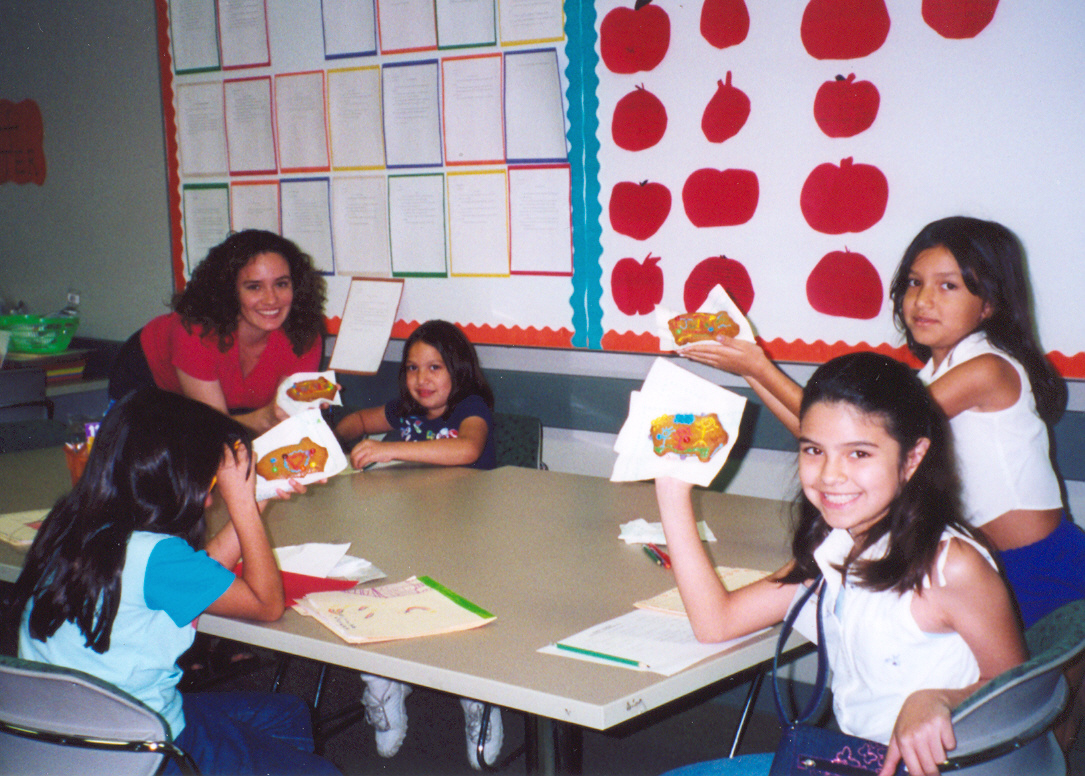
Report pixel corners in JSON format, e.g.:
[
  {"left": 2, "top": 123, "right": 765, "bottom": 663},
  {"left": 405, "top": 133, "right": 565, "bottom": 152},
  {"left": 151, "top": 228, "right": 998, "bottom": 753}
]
[{"left": 772, "top": 575, "right": 827, "bottom": 727}]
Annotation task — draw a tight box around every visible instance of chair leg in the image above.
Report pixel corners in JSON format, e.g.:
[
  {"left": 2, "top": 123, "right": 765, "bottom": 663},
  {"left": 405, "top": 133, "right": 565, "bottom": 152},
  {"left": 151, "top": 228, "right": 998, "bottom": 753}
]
[{"left": 728, "top": 671, "right": 766, "bottom": 758}]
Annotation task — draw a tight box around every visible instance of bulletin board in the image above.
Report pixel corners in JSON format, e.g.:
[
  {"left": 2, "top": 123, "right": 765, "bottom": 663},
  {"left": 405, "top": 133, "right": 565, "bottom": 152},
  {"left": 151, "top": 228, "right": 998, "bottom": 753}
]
[{"left": 156, "top": 0, "right": 1085, "bottom": 376}]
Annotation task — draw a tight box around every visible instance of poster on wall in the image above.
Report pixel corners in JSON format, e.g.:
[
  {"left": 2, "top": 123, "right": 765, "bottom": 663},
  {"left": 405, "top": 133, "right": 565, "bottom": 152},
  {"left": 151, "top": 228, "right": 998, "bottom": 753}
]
[{"left": 155, "top": 0, "right": 1085, "bottom": 376}]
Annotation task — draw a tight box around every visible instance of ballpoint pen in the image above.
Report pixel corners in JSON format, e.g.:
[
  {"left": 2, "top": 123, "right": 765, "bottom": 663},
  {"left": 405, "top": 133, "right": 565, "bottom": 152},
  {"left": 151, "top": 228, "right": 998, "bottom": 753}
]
[
  {"left": 647, "top": 542, "right": 671, "bottom": 569},
  {"left": 642, "top": 544, "right": 664, "bottom": 566}
]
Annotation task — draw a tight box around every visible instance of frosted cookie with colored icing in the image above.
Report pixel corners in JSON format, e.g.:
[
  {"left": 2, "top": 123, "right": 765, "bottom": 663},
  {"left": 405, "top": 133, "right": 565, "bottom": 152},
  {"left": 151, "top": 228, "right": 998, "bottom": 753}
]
[
  {"left": 286, "top": 376, "right": 338, "bottom": 402},
  {"left": 256, "top": 437, "right": 330, "bottom": 480},
  {"left": 668, "top": 311, "right": 740, "bottom": 346},
  {"left": 650, "top": 413, "right": 728, "bottom": 462}
]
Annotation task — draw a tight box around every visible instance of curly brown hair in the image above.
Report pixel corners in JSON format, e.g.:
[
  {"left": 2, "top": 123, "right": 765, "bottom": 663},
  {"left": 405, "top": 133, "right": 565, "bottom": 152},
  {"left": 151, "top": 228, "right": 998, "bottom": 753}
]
[{"left": 173, "top": 230, "right": 327, "bottom": 355}]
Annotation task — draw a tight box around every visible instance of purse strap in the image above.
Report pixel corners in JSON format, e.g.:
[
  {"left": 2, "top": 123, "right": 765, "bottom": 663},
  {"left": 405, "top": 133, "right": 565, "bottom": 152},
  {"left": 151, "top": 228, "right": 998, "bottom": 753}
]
[{"left": 772, "top": 575, "right": 828, "bottom": 727}]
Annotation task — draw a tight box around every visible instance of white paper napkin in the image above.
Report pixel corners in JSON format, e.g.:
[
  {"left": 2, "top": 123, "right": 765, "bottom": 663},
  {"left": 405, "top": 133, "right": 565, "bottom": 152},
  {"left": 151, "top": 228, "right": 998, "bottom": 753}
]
[
  {"left": 618, "top": 518, "right": 716, "bottom": 544},
  {"left": 611, "top": 358, "right": 747, "bottom": 486},
  {"left": 276, "top": 370, "right": 342, "bottom": 416},
  {"left": 253, "top": 409, "right": 348, "bottom": 500},
  {"left": 655, "top": 284, "right": 756, "bottom": 351}
]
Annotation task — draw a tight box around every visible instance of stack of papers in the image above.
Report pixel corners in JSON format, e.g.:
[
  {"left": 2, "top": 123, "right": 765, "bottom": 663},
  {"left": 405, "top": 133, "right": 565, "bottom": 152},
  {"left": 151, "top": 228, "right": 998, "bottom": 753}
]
[
  {"left": 295, "top": 576, "right": 496, "bottom": 645},
  {"left": 634, "top": 566, "right": 770, "bottom": 615}
]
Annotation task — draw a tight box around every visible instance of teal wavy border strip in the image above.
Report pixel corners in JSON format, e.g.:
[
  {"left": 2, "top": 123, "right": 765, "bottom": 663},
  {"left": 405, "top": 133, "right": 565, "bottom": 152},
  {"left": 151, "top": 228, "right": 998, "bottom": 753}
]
[{"left": 565, "top": 0, "right": 603, "bottom": 349}]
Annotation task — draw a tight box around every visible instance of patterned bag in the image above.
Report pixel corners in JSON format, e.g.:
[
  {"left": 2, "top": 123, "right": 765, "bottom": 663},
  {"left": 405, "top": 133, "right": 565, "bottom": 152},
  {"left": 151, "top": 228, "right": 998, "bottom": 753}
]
[{"left": 768, "top": 577, "right": 901, "bottom": 776}]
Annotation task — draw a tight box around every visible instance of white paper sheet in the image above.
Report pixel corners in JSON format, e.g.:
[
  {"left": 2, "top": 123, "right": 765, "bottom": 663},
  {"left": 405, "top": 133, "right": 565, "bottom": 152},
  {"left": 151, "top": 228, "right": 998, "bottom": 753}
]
[
  {"left": 388, "top": 173, "right": 447, "bottom": 274},
  {"left": 168, "top": 0, "right": 220, "bottom": 73},
  {"left": 442, "top": 55, "right": 504, "bottom": 164},
  {"left": 508, "top": 165, "right": 572, "bottom": 275},
  {"left": 327, "top": 67, "right": 385, "bottom": 169},
  {"left": 224, "top": 77, "right": 277, "bottom": 174},
  {"left": 280, "top": 178, "right": 334, "bottom": 272},
  {"left": 275, "top": 543, "right": 352, "bottom": 577},
  {"left": 611, "top": 359, "right": 747, "bottom": 486},
  {"left": 321, "top": 0, "right": 377, "bottom": 57},
  {"left": 253, "top": 410, "right": 348, "bottom": 501},
  {"left": 447, "top": 171, "right": 509, "bottom": 276},
  {"left": 382, "top": 62, "right": 442, "bottom": 168},
  {"left": 504, "top": 49, "right": 566, "bottom": 162},
  {"left": 230, "top": 181, "right": 280, "bottom": 233},
  {"left": 332, "top": 175, "right": 392, "bottom": 276},
  {"left": 177, "top": 82, "right": 228, "bottom": 175},
  {"left": 656, "top": 285, "right": 756, "bottom": 351},
  {"left": 329, "top": 278, "right": 403, "bottom": 374},
  {"left": 275, "top": 72, "right": 330, "bottom": 172},
  {"left": 498, "top": 0, "right": 563, "bottom": 44},
  {"left": 540, "top": 609, "right": 767, "bottom": 676},
  {"left": 182, "top": 185, "right": 231, "bottom": 275},
  {"left": 376, "top": 0, "right": 437, "bottom": 52},
  {"left": 218, "top": 0, "right": 270, "bottom": 68},
  {"left": 436, "top": 0, "right": 496, "bottom": 47}
]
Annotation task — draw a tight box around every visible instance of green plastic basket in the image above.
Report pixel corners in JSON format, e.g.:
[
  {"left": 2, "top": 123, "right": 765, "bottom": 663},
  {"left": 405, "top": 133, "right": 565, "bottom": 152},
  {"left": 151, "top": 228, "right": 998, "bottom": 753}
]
[{"left": 0, "top": 314, "right": 80, "bottom": 354}]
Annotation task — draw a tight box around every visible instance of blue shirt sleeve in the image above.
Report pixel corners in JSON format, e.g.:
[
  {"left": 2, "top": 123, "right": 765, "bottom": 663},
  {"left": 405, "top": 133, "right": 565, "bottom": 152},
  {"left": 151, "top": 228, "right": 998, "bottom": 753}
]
[{"left": 143, "top": 536, "right": 236, "bottom": 626}]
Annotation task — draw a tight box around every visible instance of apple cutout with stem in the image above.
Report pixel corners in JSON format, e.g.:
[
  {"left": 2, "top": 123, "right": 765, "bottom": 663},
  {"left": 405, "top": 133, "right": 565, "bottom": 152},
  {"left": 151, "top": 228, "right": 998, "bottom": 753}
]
[
  {"left": 682, "top": 168, "right": 759, "bottom": 228},
  {"left": 612, "top": 253, "right": 664, "bottom": 315},
  {"left": 700, "top": 0, "right": 749, "bottom": 49},
  {"left": 609, "top": 180, "right": 672, "bottom": 240},
  {"left": 600, "top": 0, "right": 671, "bottom": 75},
  {"left": 612, "top": 85, "right": 668, "bottom": 151},
  {"left": 814, "top": 74, "right": 880, "bottom": 138},
  {"left": 701, "top": 72, "right": 750, "bottom": 143},
  {"left": 800, "top": 0, "right": 890, "bottom": 60},
  {"left": 684, "top": 255, "right": 754, "bottom": 314},
  {"left": 922, "top": 0, "right": 998, "bottom": 39},
  {"left": 800, "top": 158, "right": 887, "bottom": 234},
  {"left": 806, "top": 247, "right": 883, "bottom": 319}
]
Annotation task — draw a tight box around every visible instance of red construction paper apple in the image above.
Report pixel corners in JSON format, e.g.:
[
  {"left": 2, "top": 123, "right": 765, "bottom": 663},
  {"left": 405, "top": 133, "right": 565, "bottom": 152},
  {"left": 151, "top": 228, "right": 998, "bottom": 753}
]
[
  {"left": 800, "top": 0, "right": 890, "bottom": 60},
  {"left": 701, "top": 72, "right": 750, "bottom": 143},
  {"left": 700, "top": 0, "right": 749, "bottom": 49},
  {"left": 813, "top": 74, "right": 880, "bottom": 138},
  {"left": 922, "top": 0, "right": 998, "bottom": 39},
  {"left": 682, "top": 168, "right": 759, "bottom": 228},
  {"left": 600, "top": 1, "right": 671, "bottom": 75},
  {"left": 684, "top": 255, "right": 754, "bottom": 314},
  {"left": 800, "top": 158, "right": 887, "bottom": 234},
  {"left": 806, "top": 248, "right": 883, "bottom": 319},
  {"left": 611, "top": 253, "right": 664, "bottom": 315},
  {"left": 0, "top": 99, "right": 47, "bottom": 185},
  {"left": 609, "top": 180, "right": 672, "bottom": 240},
  {"left": 612, "top": 85, "right": 668, "bottom": 151}
]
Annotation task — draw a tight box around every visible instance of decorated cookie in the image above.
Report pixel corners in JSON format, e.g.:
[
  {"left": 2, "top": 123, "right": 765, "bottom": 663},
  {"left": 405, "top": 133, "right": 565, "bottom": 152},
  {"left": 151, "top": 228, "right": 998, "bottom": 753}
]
[
  {"left": 668, "top": 311, "right": 740, "bottom": 346},
  {"left": 286, "top": 376, "right": 338, "bottom": 403},
  {"left": 650, "top": 413, "right": 729, "bottom": 462},
  {"left": 256, "top": 437, "right": 330, "bottom": 480}
]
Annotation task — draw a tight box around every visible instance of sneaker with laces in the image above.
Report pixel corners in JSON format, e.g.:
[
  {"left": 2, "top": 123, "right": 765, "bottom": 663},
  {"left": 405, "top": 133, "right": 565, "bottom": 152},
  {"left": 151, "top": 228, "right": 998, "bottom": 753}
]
[
  {"left": 461, "top": 698, "right": 503, "bottom": 770},
  {"left": 361, "top": 674, "right": 411, "bottom": 758}
]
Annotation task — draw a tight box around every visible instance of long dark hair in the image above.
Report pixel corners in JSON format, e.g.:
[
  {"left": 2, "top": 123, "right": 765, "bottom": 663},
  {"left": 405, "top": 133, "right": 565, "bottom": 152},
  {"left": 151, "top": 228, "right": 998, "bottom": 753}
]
[
  {"left": 889, "top": 216, "right": 1066, "bottom": 424},
  {"left": 396, "top": 320, "right": 493, "bottom": 419},
  {"left": 782, "top": 352, "right": 980, "bottom": 594},
  {"left": 7, "top": 388, "right": 251, "bottom": 653},
  {"left": 173, "top": 229, "right": 327, "bottom": 356}
]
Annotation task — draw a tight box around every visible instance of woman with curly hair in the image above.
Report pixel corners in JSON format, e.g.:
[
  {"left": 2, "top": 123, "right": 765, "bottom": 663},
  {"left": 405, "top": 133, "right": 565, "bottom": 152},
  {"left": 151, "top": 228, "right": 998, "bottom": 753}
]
[{"left": 109, "top": 230, "right": 327, "bottom": 433}]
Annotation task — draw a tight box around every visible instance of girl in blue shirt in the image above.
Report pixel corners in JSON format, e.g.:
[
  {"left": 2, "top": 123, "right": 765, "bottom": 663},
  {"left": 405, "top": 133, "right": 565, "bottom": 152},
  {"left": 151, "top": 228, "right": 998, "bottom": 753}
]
[{"left": 8, "top": 387, "right": 338, "bottom": 775}]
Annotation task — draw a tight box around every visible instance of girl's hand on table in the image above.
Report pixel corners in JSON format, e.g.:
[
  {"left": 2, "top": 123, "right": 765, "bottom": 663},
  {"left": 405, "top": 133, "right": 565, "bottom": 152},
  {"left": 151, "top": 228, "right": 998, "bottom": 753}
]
[
  {"left": 350, "top": 438, "right": 394, "bottom": 470},
  {"left": 880, "top": 689, "right": 956, "bottom": 776}
]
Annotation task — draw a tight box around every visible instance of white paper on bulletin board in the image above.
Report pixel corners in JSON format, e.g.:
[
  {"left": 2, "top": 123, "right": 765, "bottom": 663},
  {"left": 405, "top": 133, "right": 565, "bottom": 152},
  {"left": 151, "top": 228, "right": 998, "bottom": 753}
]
[{"left": 330, "top": 277, "right": 404, "bottom": 374}]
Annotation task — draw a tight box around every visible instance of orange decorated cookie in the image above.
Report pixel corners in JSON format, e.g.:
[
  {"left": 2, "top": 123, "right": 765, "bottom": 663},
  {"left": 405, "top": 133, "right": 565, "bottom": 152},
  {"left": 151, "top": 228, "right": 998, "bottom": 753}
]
[
  {"left": 256, "top": 437, "right": 330, "bottom": 480},
  {"left": 668, "top": 311, "right": 739, "bottom": 345},
  {"left": 650, "top": 413, "right": 728, "bottom": 462},
  {"left": 286, "top": 376, "right": 338, "bottom": 402}
]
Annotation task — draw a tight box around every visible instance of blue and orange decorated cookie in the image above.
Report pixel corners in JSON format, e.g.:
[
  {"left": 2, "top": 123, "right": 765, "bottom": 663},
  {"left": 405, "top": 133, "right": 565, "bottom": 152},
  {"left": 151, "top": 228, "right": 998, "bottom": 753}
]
[{"left": 650, "top": 413, "right": 728, "bottom": 462}]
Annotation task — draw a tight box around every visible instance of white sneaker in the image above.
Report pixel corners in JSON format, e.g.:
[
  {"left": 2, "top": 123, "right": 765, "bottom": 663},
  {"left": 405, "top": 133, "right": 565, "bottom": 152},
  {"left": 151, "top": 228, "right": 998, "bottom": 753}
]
[
  {"left": 361, "top": 674, "right": 411, "bottom": 758},
  {"left": 461, "top": 698, "right": 503, "bottom": 770}
]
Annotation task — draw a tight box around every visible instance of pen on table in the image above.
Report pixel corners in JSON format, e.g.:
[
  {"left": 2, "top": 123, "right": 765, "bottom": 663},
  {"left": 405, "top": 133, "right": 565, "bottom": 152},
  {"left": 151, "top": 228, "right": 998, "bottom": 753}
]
[
  {"left": 647, "top": 542, "right": 672, "bottom": 569},
  {"left": 642, "top": 544, "right": 664, "bottom": 567},
  {"left": 554, "top": 642, "right": 644, "bottom": 668}
]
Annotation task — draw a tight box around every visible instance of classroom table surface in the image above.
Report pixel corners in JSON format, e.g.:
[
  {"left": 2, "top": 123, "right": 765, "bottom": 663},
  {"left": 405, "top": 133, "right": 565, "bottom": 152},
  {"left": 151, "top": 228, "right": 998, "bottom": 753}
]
[{"left": 0, "top": 446, "right": 801, "bottom": 735}]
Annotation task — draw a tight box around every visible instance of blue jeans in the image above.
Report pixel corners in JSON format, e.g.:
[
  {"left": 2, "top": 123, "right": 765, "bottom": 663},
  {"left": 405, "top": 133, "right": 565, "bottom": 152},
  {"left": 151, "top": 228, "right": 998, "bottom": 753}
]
[
  {"left": 661, "top": 753, "right": 774, "bottom": 776},
  {"left": 167, "top": 691, "right": 339, "bottom": 775}
]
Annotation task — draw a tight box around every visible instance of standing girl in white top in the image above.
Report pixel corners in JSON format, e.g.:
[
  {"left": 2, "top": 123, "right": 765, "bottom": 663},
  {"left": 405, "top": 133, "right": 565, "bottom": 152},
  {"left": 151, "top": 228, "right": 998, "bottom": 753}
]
[{"left": 656, "top": 352, "right": 1025, "bottom": 776}]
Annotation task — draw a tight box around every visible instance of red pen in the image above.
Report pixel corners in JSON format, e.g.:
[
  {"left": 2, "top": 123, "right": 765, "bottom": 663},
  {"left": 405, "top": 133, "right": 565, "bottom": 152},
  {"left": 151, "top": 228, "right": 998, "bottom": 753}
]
[{"left": 647, "top": 542, "right": 671, "bottom": 569}]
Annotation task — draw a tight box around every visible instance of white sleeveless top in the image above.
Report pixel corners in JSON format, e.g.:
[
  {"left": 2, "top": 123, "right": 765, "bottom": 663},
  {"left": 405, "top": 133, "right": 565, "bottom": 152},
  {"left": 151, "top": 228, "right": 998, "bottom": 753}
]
[
  {"left": 917, "top": 332, "right": 1062, "bottom": 527},
  {"left": 795, "top": 527, "right": 994, "bottom": 743}
]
